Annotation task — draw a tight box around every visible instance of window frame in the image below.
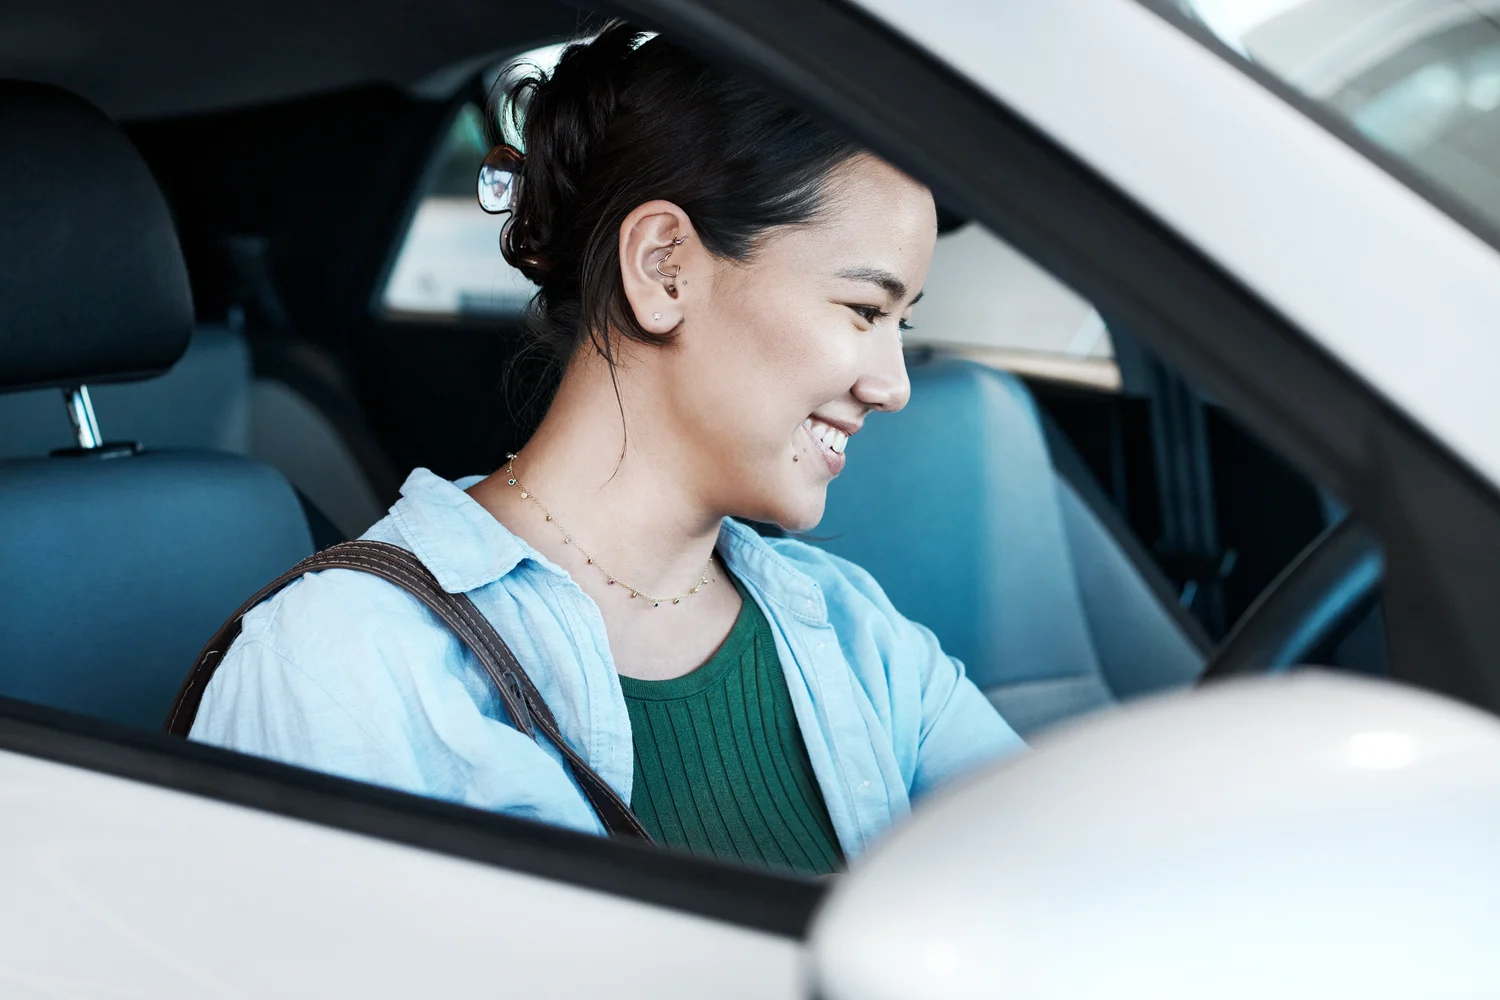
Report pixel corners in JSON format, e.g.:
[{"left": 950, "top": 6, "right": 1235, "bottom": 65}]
[
  {"left": 1130, "top": 0, "right": 1500, "bottom": 259},
  {"left": 0, "top": 696, "right": 824, "bottom": 937}
]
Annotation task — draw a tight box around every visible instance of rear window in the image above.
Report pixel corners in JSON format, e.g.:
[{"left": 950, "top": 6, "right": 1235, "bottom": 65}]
[
  {"left": 1148, "top": 0, "right": 1500, "bottom": 244},
  {"left": 380, "top": 102, "right": 536, "bottom": 319},
  {"left": 379, "top": 44, "right": 569, "bottom": 319}
]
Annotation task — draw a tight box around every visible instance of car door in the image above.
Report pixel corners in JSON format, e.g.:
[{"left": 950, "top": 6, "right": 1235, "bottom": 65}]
[
  {"left": 0, "top": 704, "right": 811, "bottom": 998},
  {"left": 7, "top": 0, "right": 1500, "bottom": 995}
]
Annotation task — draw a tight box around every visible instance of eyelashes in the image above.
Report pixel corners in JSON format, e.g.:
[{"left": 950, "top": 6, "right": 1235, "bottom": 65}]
[{"left": 848, "top": 303, "right": 916, "bottom": 331}]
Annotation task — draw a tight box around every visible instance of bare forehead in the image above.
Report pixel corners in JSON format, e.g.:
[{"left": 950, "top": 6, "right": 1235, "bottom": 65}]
[
  {"left": 821, "top": 154, "right": 933, "bottom": 223},
  {"left": 762, "top": 155, "right": 936, "bottom": 277}
]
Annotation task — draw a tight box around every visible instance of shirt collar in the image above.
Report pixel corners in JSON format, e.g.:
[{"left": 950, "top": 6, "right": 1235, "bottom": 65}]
[
  {"left": 718, "top": 518, "right": 829, "bottom": 625},
  {"left": 388, "top": 468, "right": 533, "bottom": 594}
]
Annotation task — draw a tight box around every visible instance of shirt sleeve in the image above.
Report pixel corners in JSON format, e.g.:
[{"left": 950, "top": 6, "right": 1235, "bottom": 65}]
[
  {"left": 190, "top": 633, "right": 426, "bottom": 795},
  {"left": 186, "top": 574, "right": 608, "bottom": 836},
  {"left": 897, "top": 611, "right": 1029, "bottom": 802},
  {"left": 768, "top": 537, "right": 1028, "bottom": 803}
]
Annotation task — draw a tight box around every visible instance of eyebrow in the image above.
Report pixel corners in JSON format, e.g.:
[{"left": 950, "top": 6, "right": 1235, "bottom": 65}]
[{"left": 835, "top": 266, "right": 908, "bottom": 302}]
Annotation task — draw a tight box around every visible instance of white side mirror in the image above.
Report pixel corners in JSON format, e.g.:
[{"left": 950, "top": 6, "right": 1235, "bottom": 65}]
[{"left": 810, "top": 672, "right": 1500, "bottom": 1000}]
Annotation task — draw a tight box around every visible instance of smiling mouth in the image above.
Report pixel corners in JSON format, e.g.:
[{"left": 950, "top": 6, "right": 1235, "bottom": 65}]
[
  {"left": 801, "top": 416, "right": 851, "bottom": 476},
  {"left": 803, "top": 416, "right": 850, "bottom": 454}
]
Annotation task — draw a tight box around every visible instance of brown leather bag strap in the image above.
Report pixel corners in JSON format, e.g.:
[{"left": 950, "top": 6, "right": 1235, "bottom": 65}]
[{"left": 165, "top": 540, "right": 651, "bottom": 842}]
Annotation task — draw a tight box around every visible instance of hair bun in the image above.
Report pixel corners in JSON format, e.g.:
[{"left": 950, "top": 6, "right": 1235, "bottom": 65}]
[{"left": 493, "top": 22, "right": 643, "bottom": 289}]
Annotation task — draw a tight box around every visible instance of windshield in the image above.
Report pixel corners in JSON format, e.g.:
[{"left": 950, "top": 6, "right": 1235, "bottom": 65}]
[{"left": 1151, "top": 0, "right": 1500, "bottom": 242}]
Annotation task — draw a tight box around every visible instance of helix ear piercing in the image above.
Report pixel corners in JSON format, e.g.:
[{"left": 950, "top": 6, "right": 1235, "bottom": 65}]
[{"left": 656, "top": 234, "right": 686, "bottom": 292}]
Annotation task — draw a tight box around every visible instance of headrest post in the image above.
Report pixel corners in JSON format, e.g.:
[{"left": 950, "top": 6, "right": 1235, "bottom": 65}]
[{"left": 62, "top": 386, "right": 103, "bottom": 450}]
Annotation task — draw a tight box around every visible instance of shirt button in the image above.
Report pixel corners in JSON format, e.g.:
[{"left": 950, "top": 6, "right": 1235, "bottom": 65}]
[{"left": 860, "top": 780, "right": 871, "bottom": 789}]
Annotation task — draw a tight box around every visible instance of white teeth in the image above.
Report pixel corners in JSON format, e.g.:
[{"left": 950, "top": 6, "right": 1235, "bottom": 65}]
[{"left": 805, "top": 417, "right": 850, "bottom": 455}]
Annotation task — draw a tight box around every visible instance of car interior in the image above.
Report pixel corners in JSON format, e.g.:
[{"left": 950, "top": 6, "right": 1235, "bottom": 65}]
[{"left": 0, "top": 2, "right": 1396, "bottom": 844}]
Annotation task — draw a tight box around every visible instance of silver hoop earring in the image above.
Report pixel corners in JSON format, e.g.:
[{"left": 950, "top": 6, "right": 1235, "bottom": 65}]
[
  {"left": 655, "top": 233, "right": 687, "bottom": 278},
  {"left": 655, "top": 234, "right": 687, "bottom": 292}
]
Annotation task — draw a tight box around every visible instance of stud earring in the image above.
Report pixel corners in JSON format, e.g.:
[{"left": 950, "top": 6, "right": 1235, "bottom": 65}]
[{"left": 653, "top": 312, "right": 662, "bottom": 321}]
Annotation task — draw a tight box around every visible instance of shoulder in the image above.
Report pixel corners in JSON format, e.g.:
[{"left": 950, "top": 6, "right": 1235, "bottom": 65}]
[{"left": 237, "top": 522, "right": 458, "bottom": 671}]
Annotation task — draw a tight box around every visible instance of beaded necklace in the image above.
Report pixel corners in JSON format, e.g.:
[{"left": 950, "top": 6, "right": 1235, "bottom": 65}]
[{"left": 503, "top": 453, "right": 713, "bottom": 608}]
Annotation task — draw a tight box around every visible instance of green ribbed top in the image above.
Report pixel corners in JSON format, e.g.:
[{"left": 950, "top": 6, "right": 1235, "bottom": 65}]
[{"left": 618, "top": 579, "right": 844, "bottom": 876}]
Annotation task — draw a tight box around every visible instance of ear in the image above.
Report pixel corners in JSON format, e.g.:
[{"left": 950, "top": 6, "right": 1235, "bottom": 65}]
[{"left": 618, "top": 200, "right": 700, "bottom": 335}]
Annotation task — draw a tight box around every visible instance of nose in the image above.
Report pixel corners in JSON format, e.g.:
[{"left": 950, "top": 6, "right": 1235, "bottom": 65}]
[{"left": 851, "top": 334, "right": 911, "bottom": 414}]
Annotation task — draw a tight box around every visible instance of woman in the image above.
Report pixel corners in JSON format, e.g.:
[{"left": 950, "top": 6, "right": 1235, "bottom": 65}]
[{"left": 192, "top": 22, "right": 1025, "bottom": 876}]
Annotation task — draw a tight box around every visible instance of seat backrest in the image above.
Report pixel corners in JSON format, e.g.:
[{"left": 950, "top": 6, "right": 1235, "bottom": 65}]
[
  {"left": 812, "top": 356, "right": 1203, "bottom": 736},
  {"left": 0, "top": 81, "right": 314, "bottom": 730},
  {"left": 0, "top": 452, "right": 313, "bottom": 727}
]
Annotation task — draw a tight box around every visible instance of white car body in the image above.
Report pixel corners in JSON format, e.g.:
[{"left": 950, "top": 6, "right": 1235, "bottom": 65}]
[{"left": 5, "top": 0, "right": 1500, "bottom": 996}]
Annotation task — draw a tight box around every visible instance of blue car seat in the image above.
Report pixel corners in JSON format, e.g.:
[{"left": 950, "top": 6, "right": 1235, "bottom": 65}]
[
  {"left": 813, "top": 355, "right": 1208, "bottom": 736},
  {"left": 0, "top": 82, "right": 314, "bottom": 730}
]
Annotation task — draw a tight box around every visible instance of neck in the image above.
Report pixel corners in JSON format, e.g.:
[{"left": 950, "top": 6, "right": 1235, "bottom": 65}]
[{"left": 475, "top": 350, "right": 723, "bottom": 597}]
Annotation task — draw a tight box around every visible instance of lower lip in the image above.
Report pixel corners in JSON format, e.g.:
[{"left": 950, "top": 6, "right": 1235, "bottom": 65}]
[{"left": 801, "top": 423, "right": 847, "bottom": 477}]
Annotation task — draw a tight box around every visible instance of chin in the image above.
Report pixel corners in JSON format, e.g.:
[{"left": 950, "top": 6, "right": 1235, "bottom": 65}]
[
  {"left": 727, "top": 461, "right": 828, "bottom": 534},
  {"left": 763, "top": 489, "right": 827, "bottom": 535}
]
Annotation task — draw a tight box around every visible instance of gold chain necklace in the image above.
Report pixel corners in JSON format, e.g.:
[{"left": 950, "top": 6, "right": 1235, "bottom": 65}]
[{"left": 503, "top": 453, "right": 713, "bottom": 608}]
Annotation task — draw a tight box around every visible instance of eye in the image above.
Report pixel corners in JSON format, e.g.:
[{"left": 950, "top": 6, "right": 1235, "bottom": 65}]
[
  {"left": 846, "top": 304, "right": 888, "bottom": 325},
  {"left": 899, "top": 318, "right": 915, "bottom": 332}
]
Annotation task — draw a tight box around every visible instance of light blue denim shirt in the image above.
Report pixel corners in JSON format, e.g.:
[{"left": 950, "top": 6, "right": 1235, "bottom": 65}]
[{"left": 192, "top": 469, "right": 1025, "bottom": 858}]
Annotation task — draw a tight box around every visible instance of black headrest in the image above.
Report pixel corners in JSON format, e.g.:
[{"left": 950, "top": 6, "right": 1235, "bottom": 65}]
[{"left": 0, "top": 81, "right": 192, "bottom": 393}]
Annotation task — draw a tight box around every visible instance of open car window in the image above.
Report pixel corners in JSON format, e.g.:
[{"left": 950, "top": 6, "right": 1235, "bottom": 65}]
[
  {"left": 11, "top": 18, "right": 1388, "bottom": 853},
  {"left": 1145, "top": 0, "right": 1500, "bottom": 246}
]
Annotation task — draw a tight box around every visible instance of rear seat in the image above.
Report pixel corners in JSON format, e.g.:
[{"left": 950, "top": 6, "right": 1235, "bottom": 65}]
[{"left": 0, "top": 324, "right": 391, "bottom": 541}]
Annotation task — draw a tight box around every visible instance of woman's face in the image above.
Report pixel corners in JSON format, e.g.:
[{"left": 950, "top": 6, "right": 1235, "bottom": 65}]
[{"left": 655, "top": 154, "right": 936, "bottom": 532}]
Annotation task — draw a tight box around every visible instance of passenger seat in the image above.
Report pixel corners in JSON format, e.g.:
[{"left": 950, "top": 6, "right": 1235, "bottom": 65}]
[{"left": 812, "top": 355, "right": 1209, "bottom": 737}]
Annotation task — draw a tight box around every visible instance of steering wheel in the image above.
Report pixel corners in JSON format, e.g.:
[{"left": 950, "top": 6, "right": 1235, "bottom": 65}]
[{"left": 1198, "top": 517, "right": 1384, "bottom": 680}]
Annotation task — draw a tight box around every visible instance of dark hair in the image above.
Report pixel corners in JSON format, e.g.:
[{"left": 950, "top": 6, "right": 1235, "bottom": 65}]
[{"left": 488, "top": 21, "right": 862, "bottom": 368}]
